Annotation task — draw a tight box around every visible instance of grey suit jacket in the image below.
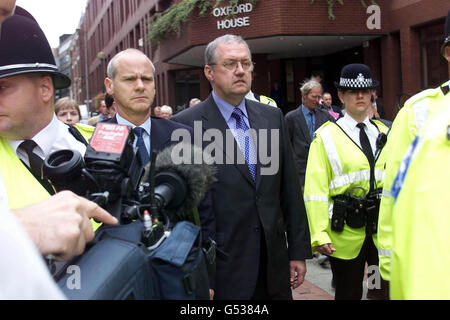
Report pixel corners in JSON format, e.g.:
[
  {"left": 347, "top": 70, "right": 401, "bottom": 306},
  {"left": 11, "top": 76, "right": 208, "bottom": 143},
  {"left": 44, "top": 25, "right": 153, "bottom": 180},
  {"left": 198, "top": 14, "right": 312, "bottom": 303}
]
[
  {"left": 285, "top": 106, "right": 335, "bottom": 187},
  {"left": 172, "top": 94, "right": 312, "bottom": 299}
]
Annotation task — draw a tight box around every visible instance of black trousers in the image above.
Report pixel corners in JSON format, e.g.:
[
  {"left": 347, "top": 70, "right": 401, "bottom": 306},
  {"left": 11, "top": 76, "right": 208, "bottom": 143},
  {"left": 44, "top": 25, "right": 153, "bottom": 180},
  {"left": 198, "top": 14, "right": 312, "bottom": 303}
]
[
  {"left": 329, "top": 234, "right": 387, "bottom": 300},
  {"left": 251, "top": 233, "right": 292, "bottom": 300}
]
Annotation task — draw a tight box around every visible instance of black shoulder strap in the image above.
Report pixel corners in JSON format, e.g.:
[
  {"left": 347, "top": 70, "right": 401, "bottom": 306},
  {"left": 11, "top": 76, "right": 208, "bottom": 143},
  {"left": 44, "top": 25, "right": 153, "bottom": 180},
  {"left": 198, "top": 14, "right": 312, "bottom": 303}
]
[
  {"left": 253, "top": 93, "right": 261, "bottom": 102},
  {"left": 441, "top": 83, "right": 450, "bottom": 95},
  {"left": 67, "top": 125, "right": 89, "bottom": 146}
]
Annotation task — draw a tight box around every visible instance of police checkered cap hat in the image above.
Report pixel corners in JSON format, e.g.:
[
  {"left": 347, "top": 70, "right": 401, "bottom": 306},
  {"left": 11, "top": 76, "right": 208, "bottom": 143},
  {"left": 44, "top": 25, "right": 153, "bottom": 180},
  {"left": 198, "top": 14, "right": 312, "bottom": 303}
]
[
  {"left": 0, "top": 6, "right": 71, "bottom": 89},
  {"left": 442, "top": 9, "right": 450, "bottom": 57},
  {"left": 334, "top": 63, "right": 379, "bottom": 90}
]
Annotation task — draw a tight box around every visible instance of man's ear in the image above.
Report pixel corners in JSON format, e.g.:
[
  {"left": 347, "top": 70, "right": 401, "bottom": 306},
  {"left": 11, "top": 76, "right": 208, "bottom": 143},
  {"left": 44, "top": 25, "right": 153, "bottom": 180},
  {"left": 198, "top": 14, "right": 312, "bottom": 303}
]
[
  {"left": 39, "top": 75, "right": 54, "bottom": 103},
  {"left": 104, "top": 77, "right": 113, "bottom": 95},
  {"left": 445, "top": 46, "right": 450, "bottom": 63},
  {"left": 204, "top": 65, "right": 214, "bottom": 82}
]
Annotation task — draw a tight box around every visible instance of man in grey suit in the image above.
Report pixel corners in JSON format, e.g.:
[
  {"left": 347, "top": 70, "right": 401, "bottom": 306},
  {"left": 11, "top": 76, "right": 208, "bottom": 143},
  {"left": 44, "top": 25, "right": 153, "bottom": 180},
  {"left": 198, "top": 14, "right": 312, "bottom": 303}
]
[
  {"left": 172, "top": 34, "right": 311, "bottom": 300},
  {"left": 285, "top": 79, "right": 335, "bottom": 191}
]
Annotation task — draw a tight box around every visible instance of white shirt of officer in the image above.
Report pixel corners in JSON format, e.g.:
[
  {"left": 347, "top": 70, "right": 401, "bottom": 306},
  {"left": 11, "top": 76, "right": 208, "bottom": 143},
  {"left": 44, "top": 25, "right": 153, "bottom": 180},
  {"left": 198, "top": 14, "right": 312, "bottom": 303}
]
[
  {"left": 336, "top": 112, "right": 379, "bottom": 156},
  {"left": 7, "top": 114, "right": 87, "bottom": 166}
]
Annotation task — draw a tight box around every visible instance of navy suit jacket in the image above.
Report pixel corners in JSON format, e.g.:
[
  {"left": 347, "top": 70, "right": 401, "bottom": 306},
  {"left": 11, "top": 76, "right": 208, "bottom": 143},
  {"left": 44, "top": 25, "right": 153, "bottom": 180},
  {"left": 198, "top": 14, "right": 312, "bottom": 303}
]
[{"left": 101, "top": 115, "right": 216, "bottom": 250}]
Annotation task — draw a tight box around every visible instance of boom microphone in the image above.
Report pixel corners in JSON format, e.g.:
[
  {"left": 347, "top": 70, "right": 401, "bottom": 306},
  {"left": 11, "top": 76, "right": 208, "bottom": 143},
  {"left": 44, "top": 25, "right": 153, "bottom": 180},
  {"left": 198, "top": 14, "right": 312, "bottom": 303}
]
[{"left": 143, "top": 142, "right": 216, "bottom": 221}]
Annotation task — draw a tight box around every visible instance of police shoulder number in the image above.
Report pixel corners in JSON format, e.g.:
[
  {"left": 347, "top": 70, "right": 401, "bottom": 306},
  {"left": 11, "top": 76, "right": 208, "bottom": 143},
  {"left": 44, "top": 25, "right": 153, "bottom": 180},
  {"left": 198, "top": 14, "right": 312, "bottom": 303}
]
[{"left": 224, "top": 304, "right": 269, "bottom": 315}]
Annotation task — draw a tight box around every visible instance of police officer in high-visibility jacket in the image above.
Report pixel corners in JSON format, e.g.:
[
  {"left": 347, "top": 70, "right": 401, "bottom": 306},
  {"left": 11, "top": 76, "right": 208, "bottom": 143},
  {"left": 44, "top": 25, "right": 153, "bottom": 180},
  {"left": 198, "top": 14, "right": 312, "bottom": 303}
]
[
  {"left": 304, "top": 63, "right": 389, "bottom": 300},
  {"left": 389, "top": 92, "right": 450, "bottom": 300},
  {"left": 387, "top": 9, "right": 450, "bottom": 300},
  {"left": 377, "top": 9, "right": 450, "bottom": 282}
]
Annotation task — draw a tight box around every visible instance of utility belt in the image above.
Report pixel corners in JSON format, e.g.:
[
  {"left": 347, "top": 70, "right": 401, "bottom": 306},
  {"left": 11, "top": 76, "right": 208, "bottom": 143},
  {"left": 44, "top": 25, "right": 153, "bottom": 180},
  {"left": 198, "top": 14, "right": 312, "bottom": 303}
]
[{"left": 331, "top": 187, "right": 382, "bottom": 235}]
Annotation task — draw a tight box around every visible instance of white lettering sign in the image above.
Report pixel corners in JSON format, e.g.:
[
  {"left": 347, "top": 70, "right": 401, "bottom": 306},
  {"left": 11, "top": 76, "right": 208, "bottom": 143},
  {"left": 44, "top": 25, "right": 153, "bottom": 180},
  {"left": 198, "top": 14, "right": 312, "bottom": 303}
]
[
  {"left": 213, "top": 3, "right": 253, "bottom": 17},
  {"left": 217, "top": 17, "right": 250, "bottom": 30},
  {"left": 213, "top": 3, "right": 253, "bottom": 30}
]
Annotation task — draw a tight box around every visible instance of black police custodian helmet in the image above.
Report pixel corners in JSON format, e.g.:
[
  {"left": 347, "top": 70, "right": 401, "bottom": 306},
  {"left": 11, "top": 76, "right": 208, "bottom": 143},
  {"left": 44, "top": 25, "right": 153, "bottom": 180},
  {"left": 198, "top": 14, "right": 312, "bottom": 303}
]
[
  {"left": 334, "top": 63, "right": 379, "bottom": 91},
  {"left": 442, "top": 9, "right": 450, "bottom": 58},
  {"left": 0, "top": 6, "right": 71, "bottom": 89}
]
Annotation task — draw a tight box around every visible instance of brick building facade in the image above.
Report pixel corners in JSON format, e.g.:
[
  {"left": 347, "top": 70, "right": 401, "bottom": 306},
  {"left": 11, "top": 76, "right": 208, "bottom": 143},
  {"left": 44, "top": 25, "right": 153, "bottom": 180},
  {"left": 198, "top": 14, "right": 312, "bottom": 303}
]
[{"left": 72, "top": 0, "right": 450, "bottom": 120}]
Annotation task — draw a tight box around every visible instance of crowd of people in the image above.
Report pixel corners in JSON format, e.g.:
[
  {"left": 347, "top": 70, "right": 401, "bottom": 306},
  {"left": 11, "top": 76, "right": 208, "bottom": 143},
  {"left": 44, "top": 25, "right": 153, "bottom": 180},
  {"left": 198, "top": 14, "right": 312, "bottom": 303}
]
[{"left": 0, "top": 0, "right": 449, "bottom": 301}]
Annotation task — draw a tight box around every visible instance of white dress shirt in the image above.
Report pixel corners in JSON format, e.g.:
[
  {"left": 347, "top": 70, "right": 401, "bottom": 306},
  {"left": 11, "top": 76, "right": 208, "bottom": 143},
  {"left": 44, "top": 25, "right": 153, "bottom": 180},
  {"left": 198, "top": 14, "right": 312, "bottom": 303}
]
[
  {"left": 336, "top": 112, "right": 380, "bottom": 156},
  {"left": 8, "top": 115, "right": 87, "bottom": 166}
]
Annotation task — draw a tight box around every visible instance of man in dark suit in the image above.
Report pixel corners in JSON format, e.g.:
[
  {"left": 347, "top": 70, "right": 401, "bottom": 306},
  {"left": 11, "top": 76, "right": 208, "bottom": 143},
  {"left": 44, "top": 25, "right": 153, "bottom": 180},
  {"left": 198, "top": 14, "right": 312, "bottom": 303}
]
[
  {"left": 285, "top": 79, "right": 335, "bottom": 191},
  {"left": 102, "top": 49, "right": 215, "bottom": 292},
  {"left": 172, "top": 34, "right": 311, "bottom": 300}
]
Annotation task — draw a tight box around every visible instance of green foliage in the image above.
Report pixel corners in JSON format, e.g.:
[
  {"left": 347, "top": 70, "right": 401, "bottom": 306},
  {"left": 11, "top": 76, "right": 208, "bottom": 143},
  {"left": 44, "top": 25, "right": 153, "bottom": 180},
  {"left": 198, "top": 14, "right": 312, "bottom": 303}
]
[
  {"left": 148, "top": 0, "right": 378, "bottom": 43},
  {"left": 148, "top": 0, "right": 210, "bottom": 44},
  {"left": 311, "top": 0, "right": 378, "bottom": 20}
]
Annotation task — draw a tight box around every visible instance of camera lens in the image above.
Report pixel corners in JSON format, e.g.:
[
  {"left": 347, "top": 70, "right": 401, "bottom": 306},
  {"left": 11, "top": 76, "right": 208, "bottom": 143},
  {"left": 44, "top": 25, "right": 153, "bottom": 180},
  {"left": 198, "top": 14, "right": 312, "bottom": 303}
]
[{"left": 43, "top": 149, "right": 85, "bottom": 193}]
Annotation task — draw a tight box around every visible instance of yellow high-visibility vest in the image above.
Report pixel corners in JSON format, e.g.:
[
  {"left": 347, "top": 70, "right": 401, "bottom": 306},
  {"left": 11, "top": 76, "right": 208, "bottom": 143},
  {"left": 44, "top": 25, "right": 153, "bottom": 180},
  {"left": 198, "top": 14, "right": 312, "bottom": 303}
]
[
  {"left": 0, "top": 137, "right": 51, "bottom": 210},
  {"left": 304, "top": 120, "right": 389, "bottom": 259},
  {"left": 377, "top": 80, "right": 450, "bottom": 281},
  {"left": 390, "top": 98, "right": 450, "bottom": 299}
]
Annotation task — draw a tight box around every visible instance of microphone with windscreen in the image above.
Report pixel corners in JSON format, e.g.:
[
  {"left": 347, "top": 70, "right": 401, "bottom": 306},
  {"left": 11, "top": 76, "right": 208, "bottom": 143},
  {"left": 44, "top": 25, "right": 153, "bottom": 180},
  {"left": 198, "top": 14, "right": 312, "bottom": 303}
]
[{"left": 144, "top": 142, "right": 217, "bottom": 222}]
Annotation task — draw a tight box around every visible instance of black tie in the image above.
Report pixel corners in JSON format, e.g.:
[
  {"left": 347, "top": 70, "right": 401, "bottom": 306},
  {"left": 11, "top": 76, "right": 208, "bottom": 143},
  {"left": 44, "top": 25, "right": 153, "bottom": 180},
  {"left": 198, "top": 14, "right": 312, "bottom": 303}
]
[
  {"left": 19, "top": 140, "right": 55, "bottom": 195},
  {"left": 133, "top": 127, "right": 150, "bottom": 165},
  {"left": 356, "top": 123, "right": 374, "bottom": 166},
  {"left": 19, "top": 140, "right": 44, "bottom": 180}
]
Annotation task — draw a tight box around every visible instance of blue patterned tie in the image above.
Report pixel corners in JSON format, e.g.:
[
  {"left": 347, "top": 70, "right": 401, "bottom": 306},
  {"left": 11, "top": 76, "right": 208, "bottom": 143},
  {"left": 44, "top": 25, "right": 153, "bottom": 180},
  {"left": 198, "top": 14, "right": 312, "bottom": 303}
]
[
  {"left": 133, "top": 127, "right": 150, "bottom": 165},
  {"left": 231, "top": 108, "right": 257, "bottom": 181}
]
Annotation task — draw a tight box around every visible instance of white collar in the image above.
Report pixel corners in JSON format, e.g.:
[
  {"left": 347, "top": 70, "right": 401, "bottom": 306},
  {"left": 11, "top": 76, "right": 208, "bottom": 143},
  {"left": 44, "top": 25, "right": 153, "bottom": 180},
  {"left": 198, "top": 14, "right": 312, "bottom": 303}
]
[
  {"left": 8, "top": 114, "right": 61, "bottom": 158},
  {"left": 115, "top": 113, "right": 151, "bottom": 136},
  {"left": 342, "top": 112, "right": 371, "bottom": 130}
]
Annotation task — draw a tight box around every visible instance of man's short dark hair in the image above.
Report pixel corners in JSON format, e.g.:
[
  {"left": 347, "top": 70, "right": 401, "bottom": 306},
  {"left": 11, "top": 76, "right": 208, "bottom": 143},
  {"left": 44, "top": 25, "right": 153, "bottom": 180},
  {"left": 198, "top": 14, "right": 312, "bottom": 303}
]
[{"left": 105, "top": 93, "right": 114, "bottom": 109}]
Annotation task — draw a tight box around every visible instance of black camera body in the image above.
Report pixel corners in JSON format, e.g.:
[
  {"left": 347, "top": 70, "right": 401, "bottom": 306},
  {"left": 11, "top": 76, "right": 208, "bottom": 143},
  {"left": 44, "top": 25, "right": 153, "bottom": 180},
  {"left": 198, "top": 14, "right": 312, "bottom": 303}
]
[{"left": 43, "top": 123, "right": 147, "bottom": 223}]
